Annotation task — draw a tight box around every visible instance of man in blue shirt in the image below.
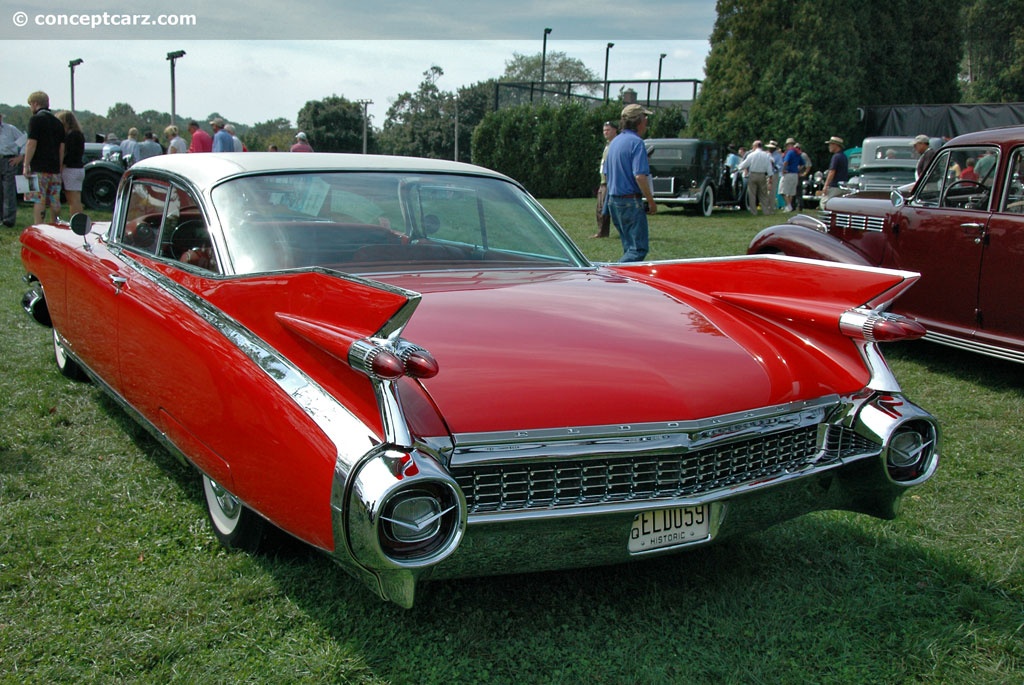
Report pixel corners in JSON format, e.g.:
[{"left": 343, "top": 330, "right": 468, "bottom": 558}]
[
  {"left": 210, "top": 118, "right": 234, "bottom": 153},
  {"left": 605, "top": 104, "right": 657, "bottom": 262},
  {"left": 780, "top": 138, "right": 802, "bottom": 211}
]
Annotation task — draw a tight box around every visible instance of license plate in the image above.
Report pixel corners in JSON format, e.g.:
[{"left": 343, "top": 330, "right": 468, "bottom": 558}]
[{"left": 628, "top": 505, "right": 710, "bottom": 553}]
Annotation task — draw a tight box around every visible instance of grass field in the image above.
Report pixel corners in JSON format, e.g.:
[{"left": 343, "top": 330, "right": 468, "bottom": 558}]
[{"left": 1, "top": 201, "right": 1021, "bottom": 683}]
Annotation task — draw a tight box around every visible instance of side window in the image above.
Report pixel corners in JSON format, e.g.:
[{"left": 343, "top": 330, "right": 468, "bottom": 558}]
[
  {"left": 120, "top": 179, "right": 168, "bottom": 254},
  {"left": 1001, "top": 148, "right": 1024, "bottom": 214},
  {"left": 914, "top": 151, "right": 951, "bottom": 207},
  {"left": 943, "top": 146, "right": 996, "bottom": 211},
  {"left": 915, "top": 146, "right": 997, "bottom": 211},
  {"left": 165, "top": 184, "right": 218, "bottom": 273}
]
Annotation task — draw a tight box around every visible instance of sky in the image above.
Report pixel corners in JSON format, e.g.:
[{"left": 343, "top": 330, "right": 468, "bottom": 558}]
[{"left": 0, "top": 0, "right": 715, "bottom": 128}]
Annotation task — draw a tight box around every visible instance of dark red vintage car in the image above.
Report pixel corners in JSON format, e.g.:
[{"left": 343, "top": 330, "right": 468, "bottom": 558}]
[
  {"left": 750, "top": 125, "right": 1024, "bottom": 365},
  {"left": 21, "top": 153, "right": 938, "bottom": 607}
]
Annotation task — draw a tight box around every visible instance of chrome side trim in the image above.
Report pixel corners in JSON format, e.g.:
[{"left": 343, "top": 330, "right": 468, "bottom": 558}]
[
  {"left": 924, "top": 330, "right": 1024, "bottom": 365},
  {"left": 116, "top": 256, "right": 381, "bottom": 492}
]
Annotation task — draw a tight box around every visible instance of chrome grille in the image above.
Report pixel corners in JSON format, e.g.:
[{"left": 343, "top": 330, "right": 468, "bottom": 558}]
[
  {"left": 820, "top": 210, "right": 885, "bottom": 232},
  {"left": 454, "top": 425, "right": 879, "bottom": 514}
]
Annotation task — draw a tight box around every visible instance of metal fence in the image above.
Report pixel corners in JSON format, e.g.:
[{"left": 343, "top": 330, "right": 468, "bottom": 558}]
[{"left": 492, "top": 79, "right": 702, "bottom": 112}]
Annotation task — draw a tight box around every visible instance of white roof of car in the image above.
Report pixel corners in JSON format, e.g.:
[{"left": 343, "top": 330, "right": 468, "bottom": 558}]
[{"left": 132, "top": 152, "right": 511, "bottom": 190}]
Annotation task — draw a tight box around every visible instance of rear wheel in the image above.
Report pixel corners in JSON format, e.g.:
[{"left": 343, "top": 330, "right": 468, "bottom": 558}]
[{"left": 202, "top": 475, "right": 267, "bottom": 552}]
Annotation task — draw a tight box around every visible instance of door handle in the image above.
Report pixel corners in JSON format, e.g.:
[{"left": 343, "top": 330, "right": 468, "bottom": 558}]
[
  {"left": 108, "top": 274, "right": 128, "bottom": 291},
  {"left": 960, "top": 223, "right": 987, "bottom": 244}
]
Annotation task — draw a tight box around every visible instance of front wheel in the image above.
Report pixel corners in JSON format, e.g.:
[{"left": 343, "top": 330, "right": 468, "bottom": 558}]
[
  {"left": 202, "top": 475, "right": 267, "bottom": 553},
  {"left": 53, "top": 328, "right": 87, "bottom": 381},
  {"left": 82, "top": 168, "right": 121, "bottom": 211},
  {"left": 698, "top": 184, "right": 715, "bottom": 217}
]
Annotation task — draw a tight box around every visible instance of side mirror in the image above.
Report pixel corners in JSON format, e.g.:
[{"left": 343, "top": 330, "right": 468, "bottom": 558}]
[
  {"left": 890, "top": 190, "right": 905, "bottom": 208},
  {"left": 70, "top": 212, "right": 92, "bottom": 236}
]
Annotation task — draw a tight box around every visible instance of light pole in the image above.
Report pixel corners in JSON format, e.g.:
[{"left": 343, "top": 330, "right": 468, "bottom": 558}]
[
  {"left": 68, "top": 59, "right": 83, "bottom": 114},
  {"left": 453, "top": 96, "right": 460, "bottom": 162},
  {"left": 166, "top": 50, "right": 186, "bottom": 126},
  {"left": 657, "top": 53, "right": 667, "bottom": 106},
  {"left": 356, "top": 99, "right": 373, "bottom": 154},
  {"left": 604, "top": 43, "right": 614, "bottom": 103},
  {"left": 540, "top": 27, "right": 552, "bottom": 96}
]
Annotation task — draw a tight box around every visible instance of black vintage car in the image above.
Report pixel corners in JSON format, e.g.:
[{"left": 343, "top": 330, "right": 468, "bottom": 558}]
[
  {"left": 82, "top": 146, "right": 126, "bottom": 212},
  {"left": 645, "top": 138, "right": 745, "bottom": 216}
]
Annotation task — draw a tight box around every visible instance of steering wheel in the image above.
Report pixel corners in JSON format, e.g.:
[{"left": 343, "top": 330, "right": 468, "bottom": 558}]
[
  {"left": 170, "top": 220, "right": 212, "bottom": 259},
  {"left": 940, "top": 179, "right": 988, "bottom": 209}
]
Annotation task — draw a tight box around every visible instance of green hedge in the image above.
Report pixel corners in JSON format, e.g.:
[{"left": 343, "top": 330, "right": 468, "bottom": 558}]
[
  {"left": 471, "top": 102, "right": 624, "bottom": 198},
  {"left": 471, "top": 101, "right": 691, "bottom": 198}
]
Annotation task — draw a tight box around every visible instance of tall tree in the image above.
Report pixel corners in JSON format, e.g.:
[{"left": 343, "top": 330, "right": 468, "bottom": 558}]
[
  {"left": 689, "top": 0, "right": 963, "bottom": 165},
  {"left": 961, "top": 0, "right": 1024, "bottom": 101},
  {"left": 497, "top": 51, "right": 601, "bottom": 107},
  {"left": 379, "top": 66, "right": 457, "bottom": 160},
  {"left": 501, "top": 51, "right": 599, "bottom": 86},
  {"left": 245, "top": 117, "right": 295, "bottom": 152},
  {"left": 296, "top": 95, "right": 375, "bottom": 153}
]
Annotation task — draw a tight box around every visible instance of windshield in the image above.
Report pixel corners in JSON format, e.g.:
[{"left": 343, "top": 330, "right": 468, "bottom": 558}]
[{"left": 211, "top": 172, "right": 587, "bottom": 275}]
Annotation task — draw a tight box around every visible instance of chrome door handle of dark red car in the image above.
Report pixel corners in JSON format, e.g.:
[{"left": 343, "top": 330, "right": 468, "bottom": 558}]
[{"left": 960, "top": 222, "right": 987, "bottom": 244}]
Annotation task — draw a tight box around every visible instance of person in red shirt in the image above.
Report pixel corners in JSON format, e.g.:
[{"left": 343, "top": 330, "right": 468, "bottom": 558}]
[
  {"left": 960, "top": 158, "right": 979, "bottom": 182},
  {"left": 290, "top": 132, "right": 313, "bottom": 153},
  {"left": 187, "top": 121, "right": 212, "bottom": 153}
]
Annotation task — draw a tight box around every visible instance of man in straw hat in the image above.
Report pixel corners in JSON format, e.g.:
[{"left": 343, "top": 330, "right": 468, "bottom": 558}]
[
  {"left": 821, "top": 135, "right": 850, "bottom": 203},
  {"left": 604, "top": 103, "right": 657, "bottom": 262}
]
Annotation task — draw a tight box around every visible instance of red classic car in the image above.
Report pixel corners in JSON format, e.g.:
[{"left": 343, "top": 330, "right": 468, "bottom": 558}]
[
  {"left": 750, "top": 125, "right": 1024, "bottom": 364},
  {"left": 21, "top": 153, "right": 938, "bottom": 607}
]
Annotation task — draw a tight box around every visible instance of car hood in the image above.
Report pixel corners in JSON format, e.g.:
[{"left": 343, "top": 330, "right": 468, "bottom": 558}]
[{"left": 374, "top": 268, "right": 866, "bottom": 435}]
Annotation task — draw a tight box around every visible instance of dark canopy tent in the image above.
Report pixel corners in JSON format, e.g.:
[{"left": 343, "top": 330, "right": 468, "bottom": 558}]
[{"left": 861, "top": 103, "right": 1024, "bottom": 139}]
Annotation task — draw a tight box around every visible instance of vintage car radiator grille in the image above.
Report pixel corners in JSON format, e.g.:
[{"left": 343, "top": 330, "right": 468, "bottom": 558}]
[
  {"left": 454, "top": 424, "right": 878, "bottom": 514},
  {"left": 820, "top": 210, "right": 886, "bottom": 233}
]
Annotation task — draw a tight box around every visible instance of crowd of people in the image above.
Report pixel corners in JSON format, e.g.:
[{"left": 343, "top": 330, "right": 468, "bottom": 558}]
[
  {"left": 593, "top": 103, "right": 847, "bottom": 262},
  {"left": 0, "top": 89, "right": 319, "bottom": 229},
  {"left": 592, "top": 103, "right": 949, "bottom": 262},
  {"left": 732, "top": 136, "right": 842, "bottom": 214}
]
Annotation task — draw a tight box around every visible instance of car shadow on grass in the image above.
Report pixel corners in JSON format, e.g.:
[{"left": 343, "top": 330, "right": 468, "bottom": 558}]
[{"left": 257, "top": 511, "right": 1021, "bottom": 683}]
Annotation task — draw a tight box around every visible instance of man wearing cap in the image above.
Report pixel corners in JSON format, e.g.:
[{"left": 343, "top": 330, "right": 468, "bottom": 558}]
[
  {"left": 912, "top": 134, "right": 937, "bottom": 180},
  {"left": 737, "top": 140, "right": 774, "bottom": 215},
  {"left": 822, "top": 136, "right": 849, "bottom": 202},
  {"left": 291, "top": 132, "right": 314, "bottom": 153},
  {"left": 604, "top": 104, "right": 657, "bottom": 262},
  {"left": 210, "top": 118, "right": 234, "bottom": 153}
]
